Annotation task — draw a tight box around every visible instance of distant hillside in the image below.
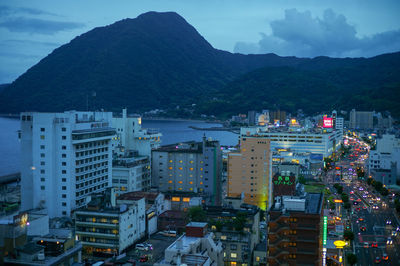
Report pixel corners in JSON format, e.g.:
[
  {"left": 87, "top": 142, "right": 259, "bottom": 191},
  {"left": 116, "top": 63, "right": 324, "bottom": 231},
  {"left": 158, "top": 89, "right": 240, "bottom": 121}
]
[
  {"left": 0, "top": 11, "right": 399, "bottom": 117},
  {"left": 197, "top": 58, "right": 400, "bottom": 117},
  {"left": 0, "top": 84, "right": 9, "bottom": 93}
]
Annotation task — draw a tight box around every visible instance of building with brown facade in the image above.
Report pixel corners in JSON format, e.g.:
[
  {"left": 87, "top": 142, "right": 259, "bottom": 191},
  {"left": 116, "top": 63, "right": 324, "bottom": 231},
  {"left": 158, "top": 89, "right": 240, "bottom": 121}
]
[
  {"left": 267, "top": 193, "right": 323, "bottom": 266},
  {"left": 227, "top": 136, "right": 272, "bottom": 210}
]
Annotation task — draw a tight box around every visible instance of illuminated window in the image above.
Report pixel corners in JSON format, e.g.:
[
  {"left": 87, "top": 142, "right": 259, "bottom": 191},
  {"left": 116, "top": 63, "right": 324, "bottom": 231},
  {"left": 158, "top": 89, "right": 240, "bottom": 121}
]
[
  {"left": 199, "top": 188, "right": 203, "bottom": 192},
  {"left": 200, "top": 181, "right": 203, "bottom": 185},
  {"left": 189, "top": 181, "right": 193, "bottom": 184},
  {"left": 189, "top": 174, "right": 193, "bottom": 177},
  {"left": 189, "top": 168, "right": 194, "bottom": 171},
  {"left": 230, "top": 263, "right": 236, "bottom": 266},
  {"left": 92, "top": 218, "right": 96, "bottom": 222},
  {"left": 200, "top": 168, "right": 203, "bottom": 171},
  {"left": 169, "top": 167, "right": 173, "bottom": 170},
  {"left": 256, "top": 257, "right": 260, "bottom": 262},
  {"left": 221, "top": 235, "right": 227, "bottom": 240},
  {"left": 179, "top": 167, "right": 183, "bottom": 170},
  {"left": 231, "top": 253, "right": 237, "bottom": 258},
  {"left": 172, "top": 197, "right": 180, "bottom": 202},
  {"left": 112, "top": 229, "right": 118, "bottom": 234},
  {"left": 168, "top": 180, "right": 173, "bottom": 183},
  {"left": 211, "top": 225, "right": 216, "bottom": 230},
  {"left": 101, "top": 218, "right": 107, "bottom": 223},
  {"left": 169, "top": 160, "right": 173, "bottom": 163},
  {"left": 200, "top": 161, "right": 203, "bottom": 164},
  {"left": 112, "top": 219, "right": 118, "bottom": 224},
  {"left": 189, "top": 188, "right": 193, "bottom": 191},
  {"left": 178, "top": 181, "right": 183, "bottom": 184},
  {"left": 190, "top": 160, "right": 193, "bottom": 164},
  {"left": 40, "top": 135, "right": 45, "bottom": 140},
  {"left": 179, "top": 160, "right": 183, "bottom": 163},
  {"left": 178, "top": 187, "right": 183, "bottom": 190},
  {"left": 183, "top": 197, "right": 190, "bottom": 202}
]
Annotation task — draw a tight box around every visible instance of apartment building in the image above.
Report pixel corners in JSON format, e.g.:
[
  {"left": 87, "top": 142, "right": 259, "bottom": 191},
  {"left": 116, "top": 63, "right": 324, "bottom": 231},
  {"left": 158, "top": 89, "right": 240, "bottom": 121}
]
[
  {"left": 152, "top": 136, "right": 222, "bottom": 205},
  {"left": 267, "top": 193, "right": 323, "bottom": 266},
  {"left": 20, "top": 111, "right": 115, "bottom": 218},
  {"left": 227, "top": 136, "right": 272, "bottom": 210}
]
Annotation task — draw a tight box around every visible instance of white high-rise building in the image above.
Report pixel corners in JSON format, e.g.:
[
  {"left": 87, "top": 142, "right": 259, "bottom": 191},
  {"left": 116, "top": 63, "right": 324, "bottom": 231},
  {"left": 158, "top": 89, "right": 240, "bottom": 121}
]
[
  {"left": 20, "top": 111, "right": 115, "bottom": 218},
  {"left": 111, "top": 108, "right": 161, "bottom": 158}
]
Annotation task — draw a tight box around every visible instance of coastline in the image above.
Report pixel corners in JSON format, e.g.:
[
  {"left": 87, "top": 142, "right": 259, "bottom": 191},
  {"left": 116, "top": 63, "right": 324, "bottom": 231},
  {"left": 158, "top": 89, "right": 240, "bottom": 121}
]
[{"left": 143, "top": 117, "right": 224, "bottom": 124}]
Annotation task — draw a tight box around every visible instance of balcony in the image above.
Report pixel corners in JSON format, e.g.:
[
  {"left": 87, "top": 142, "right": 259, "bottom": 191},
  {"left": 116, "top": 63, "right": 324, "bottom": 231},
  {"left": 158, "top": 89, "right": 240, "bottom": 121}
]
[
  {"left": 75, "top": 220, "right": 118, "bottom": 229},
  {"left": 76, "top": 230, "right": 119, "bottom": 239},
  {"left": 81, "top": 241, "right": 119, "bottom": 249}
]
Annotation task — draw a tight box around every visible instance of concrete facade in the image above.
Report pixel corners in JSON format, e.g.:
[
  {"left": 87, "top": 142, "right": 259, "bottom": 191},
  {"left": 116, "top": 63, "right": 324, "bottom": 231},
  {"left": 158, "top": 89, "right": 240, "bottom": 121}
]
[
  {"left": 227, "top": 136, "right": 272, "bottom": 210},
  {"left": 20, "top": 111, "right": 115, "bottom": 218}
]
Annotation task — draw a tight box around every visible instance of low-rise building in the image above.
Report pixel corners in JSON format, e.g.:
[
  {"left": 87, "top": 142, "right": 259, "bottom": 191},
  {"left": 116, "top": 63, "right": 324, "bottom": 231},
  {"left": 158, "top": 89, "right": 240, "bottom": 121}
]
[
  {"left": 117, "top": 191, "right": 169, "bottom": 236},
  {"left": 112, "top": 152, "right": 151, "bottom": 192},
  {"left": 253, "top": 240, "right": 267, "bottom": 266},
  {"left": 5, "top": 238, "right": 82, "bottom": 266},
  {"left": 155, "top": 222, "right": 223, "bottom": 266},
  {"left": 74, "top": 194, "right": 145, "bottom": 255},
  {"left": 206, "top": 205, "right": 261, "bottom": 266}
]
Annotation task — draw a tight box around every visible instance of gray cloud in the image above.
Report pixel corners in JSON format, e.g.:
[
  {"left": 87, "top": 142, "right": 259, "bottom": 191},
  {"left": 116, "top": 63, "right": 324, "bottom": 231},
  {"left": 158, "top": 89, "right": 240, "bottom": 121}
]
[
  {"left": 3, "top": 39, "right": 60, "bottom": 47},
  {"left": 0, "top": 17, "right": 84, "bottom": 35},
  {"left": 234, "top": 8, "right": 400, "bottom": 58},
  {"left": 0, "top": 5, "right": 58, "bottom": 16}
]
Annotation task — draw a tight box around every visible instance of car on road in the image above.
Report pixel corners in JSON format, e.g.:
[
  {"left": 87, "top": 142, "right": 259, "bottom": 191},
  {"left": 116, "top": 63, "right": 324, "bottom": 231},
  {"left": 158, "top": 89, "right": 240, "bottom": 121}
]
[
  {"left": 392, "top": 231, "right": 398, "bottom": 236},
  {"left": 375, "top": 257, "right": 381, "bottom": 263},
  {"left": 386, "top": 237, "right": 393, "bottom": 245},
  {"left": 135, "top": 243, "right": 149, "bottom": 251},
  {"left": 142, "top": 242, "right": 153, "bottom": 250},
  {"left": 360, "top": 226, "right": 366, "bottom": 231},
  {"left": 139, "top": 255, "right": 149, "bottom": 262},
  {"left": 382, "top": 253, "right": 388, "bottom": 261},
  {"left": 386, "top": 220, "right": 392, "bottom": 225},
  {"left": 159, "top": 230, "right": 177, "bottom": 237},
  {"left": 371, "top": 242, "right": 378, "bottom": 248},
  {"left": 363, "top": 242, "right": 369, "bottom": 248},
  {"left": 372, "top": 205, "right": 379, "bottom": 209}
]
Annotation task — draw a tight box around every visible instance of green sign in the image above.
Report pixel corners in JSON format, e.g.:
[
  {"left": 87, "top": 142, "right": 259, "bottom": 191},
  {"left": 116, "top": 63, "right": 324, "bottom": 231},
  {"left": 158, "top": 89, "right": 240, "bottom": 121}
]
[
  {"left": 323, "top": 216, "right": 327, "bottom": 246},
  {"left": 273, "top": 175, "right": 293, "bottom": 185}
]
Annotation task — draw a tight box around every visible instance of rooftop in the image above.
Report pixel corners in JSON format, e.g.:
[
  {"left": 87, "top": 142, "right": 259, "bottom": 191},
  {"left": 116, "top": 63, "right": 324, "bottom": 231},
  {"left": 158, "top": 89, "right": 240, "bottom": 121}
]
[
  {"left": 187, "top": 222, "right": 208, "bottom": 228},
  {"left": 254, "top": 240, "right": 267, "bottom": 252},
  {"left": 118, "top": 191, "right": 159, "bottom": 201},
  {"left": 153, "top": 141, "right": 203, "bottom": 153}
]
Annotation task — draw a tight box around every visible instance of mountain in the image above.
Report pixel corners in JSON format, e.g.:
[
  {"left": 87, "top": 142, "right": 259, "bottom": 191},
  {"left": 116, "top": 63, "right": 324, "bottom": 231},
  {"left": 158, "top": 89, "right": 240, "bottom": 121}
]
[
  {"left": 0, "top": 12, "right": 303, "bottom": 113},
  {"left": 197, "top": 55, "right": 400, "bottom": 117},
  {"left": 0, "top": 84, "right": 9, "bottom": 94},
  {"left": 0, "top": 11, "right": 399, "bottom": 117}
]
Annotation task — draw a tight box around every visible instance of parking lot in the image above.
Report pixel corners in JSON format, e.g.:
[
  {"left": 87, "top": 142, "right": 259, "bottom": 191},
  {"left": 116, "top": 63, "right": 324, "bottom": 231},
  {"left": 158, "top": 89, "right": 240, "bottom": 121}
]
[{"left": 127, "top": 233, "right": 178, "bottom": 265}]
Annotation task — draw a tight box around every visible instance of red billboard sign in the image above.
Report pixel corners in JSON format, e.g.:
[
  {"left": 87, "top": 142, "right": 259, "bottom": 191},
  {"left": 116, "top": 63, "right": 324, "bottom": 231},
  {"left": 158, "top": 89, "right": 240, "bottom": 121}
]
[{"left": 323, "top": 117, "right": 333, "bottom": 128}]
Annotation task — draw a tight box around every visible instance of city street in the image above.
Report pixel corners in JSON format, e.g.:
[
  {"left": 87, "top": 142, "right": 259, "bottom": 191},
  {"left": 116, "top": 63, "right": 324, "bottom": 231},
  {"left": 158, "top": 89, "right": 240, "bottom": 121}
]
[{"left": 325, "top": 135, "right": 400, "bottom": 265}]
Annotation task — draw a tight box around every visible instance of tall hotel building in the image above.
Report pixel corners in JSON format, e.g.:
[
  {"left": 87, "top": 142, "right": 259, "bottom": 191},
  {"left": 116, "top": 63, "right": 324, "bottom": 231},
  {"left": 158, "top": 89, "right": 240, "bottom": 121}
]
[
  {"left": 20, "top": 111, "right": 115, "bottom": 218},
  {"left": 227, "top": 136, "right": 272, "bottom": 210}
]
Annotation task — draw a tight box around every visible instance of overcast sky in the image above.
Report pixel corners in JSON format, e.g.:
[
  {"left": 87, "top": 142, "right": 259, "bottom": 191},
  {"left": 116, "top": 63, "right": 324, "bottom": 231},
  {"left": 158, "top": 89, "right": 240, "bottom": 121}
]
[{"left": 0, "top": 0, "right": 399, "bottom": 83}]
